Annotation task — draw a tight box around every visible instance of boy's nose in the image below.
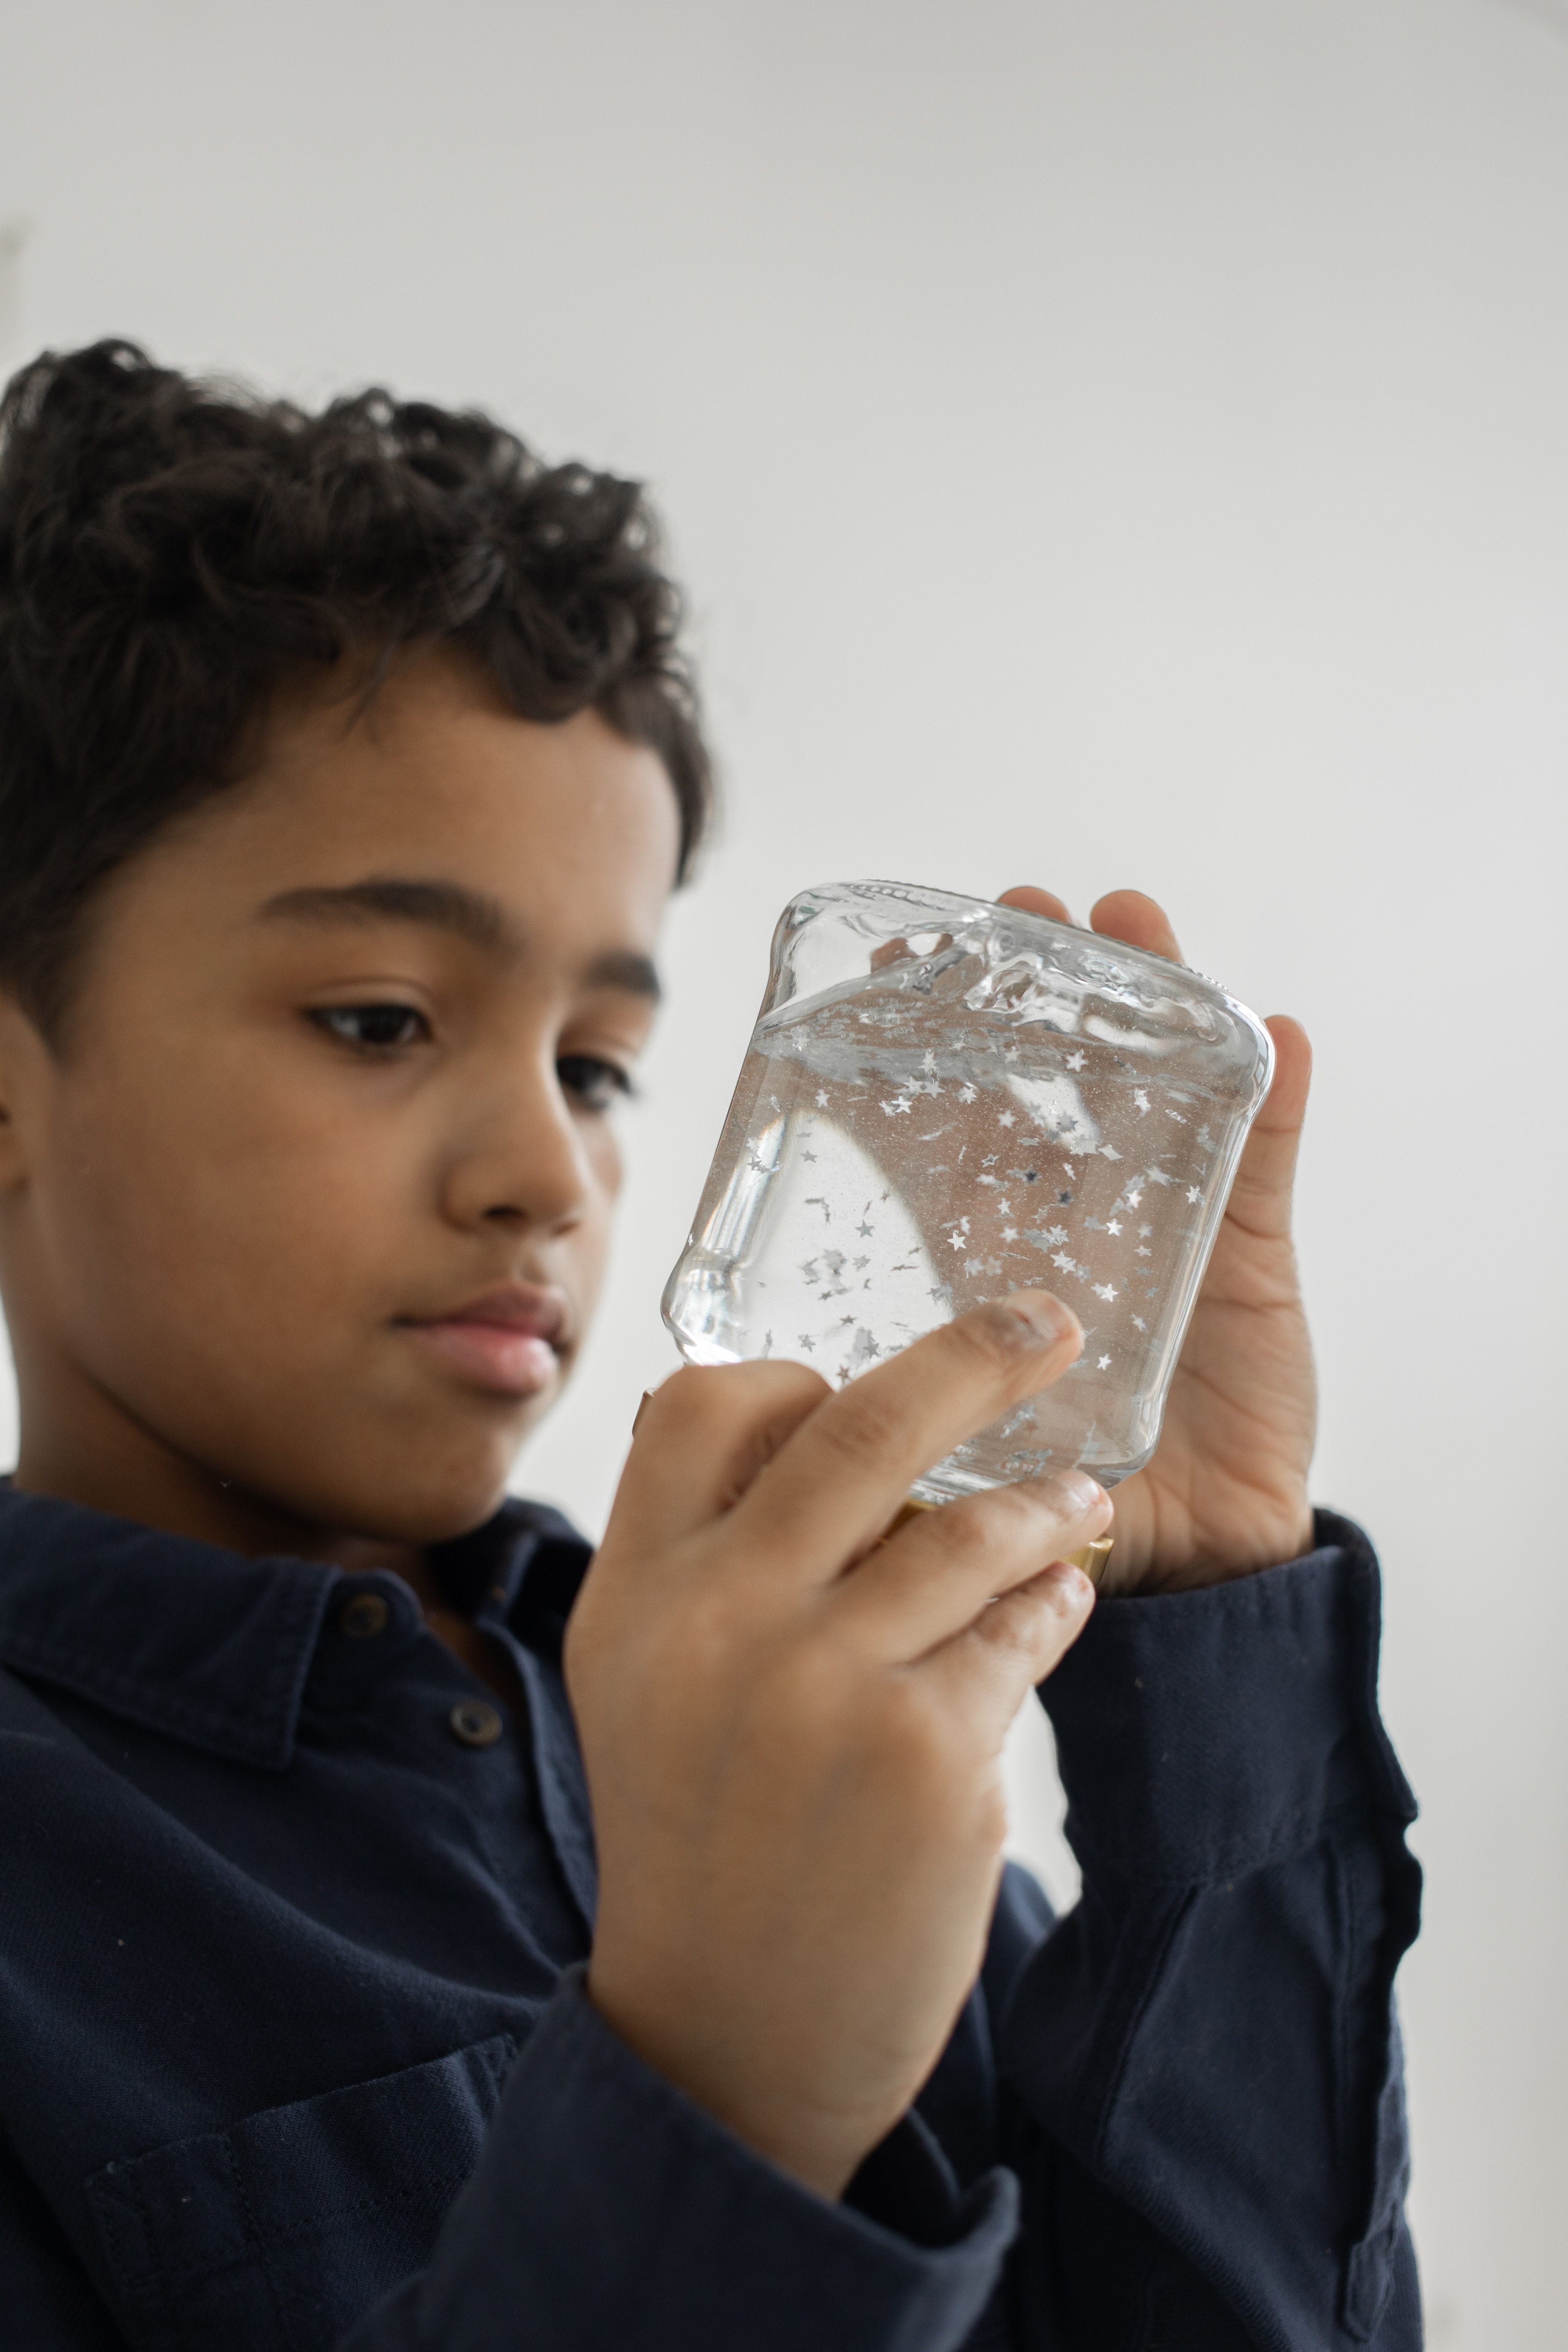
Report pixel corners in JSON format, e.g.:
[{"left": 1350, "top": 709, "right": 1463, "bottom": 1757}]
[{"left": 441, "top": 1062, "right": 595, "bottom": 1237}]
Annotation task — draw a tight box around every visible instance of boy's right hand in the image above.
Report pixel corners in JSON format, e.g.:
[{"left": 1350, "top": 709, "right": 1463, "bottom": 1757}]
[{"left": 564, "top": 1291, "right": 1111, "bottom": 2202}]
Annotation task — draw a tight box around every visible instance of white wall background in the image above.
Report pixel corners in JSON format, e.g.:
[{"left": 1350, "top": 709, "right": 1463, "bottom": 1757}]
[{"left": 3, "top": 1, "right": 1564, "bottom": 2340}]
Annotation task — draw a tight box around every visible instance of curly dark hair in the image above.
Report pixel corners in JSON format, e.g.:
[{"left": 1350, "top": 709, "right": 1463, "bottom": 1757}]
[{"left": 0, "top": 339, "right": 713, "bottom": 1038}]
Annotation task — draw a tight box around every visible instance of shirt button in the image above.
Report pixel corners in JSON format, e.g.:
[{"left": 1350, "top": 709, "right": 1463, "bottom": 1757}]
[
  {"left": 340, "top": 1592, "right": 390, "bottom": 1640},
  {"left": 449, "top": 1698, "right": 504, "bottom": 1748}
]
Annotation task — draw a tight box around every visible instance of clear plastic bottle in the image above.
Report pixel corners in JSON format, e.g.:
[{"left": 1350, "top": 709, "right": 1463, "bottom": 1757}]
[{"left": 663, "top": 881, "right": 1274, "bottom": 1499}]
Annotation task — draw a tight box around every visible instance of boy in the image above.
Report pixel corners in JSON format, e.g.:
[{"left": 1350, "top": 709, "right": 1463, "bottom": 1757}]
[{"left": 0, "top": 340, "right": 1421, "bottom": 2350}]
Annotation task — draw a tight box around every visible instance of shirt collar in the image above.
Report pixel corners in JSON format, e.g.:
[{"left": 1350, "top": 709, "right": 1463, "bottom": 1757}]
[{"left": 0, "top": 1483, "right": 591, "bottom": 1772}]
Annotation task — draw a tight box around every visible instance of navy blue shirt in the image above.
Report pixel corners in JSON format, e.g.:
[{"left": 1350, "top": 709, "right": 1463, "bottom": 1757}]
[{"left": 0, "top": 1484, "right": 1421, "bottom": 2350}]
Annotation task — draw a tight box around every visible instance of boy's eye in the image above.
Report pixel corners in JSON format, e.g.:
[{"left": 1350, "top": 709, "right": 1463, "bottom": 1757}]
[
  {"left": 557, "top": 1054, "right": 634, "bottom": 1112},
  {"left": 310, "top": 1004, "right": 429, "bottom": 1050}
]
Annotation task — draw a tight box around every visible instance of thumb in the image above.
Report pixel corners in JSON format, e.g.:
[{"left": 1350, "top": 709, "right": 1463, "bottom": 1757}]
[{"left": 1225, "top": 1016, "right": 1311, "bottom": 1240}]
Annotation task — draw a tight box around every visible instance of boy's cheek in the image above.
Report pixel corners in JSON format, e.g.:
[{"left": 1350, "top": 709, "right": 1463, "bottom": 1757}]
[
  {"left": 17, "top": 1023, "right": 620, "bottom": 1529},
  {"left": 48, "top": 1124, "right": 598, "bottom": 1515}
]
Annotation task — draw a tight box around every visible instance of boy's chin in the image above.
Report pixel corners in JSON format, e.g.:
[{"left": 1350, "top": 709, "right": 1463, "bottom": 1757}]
[
  {"left": 240, "top": 1413, "right": 546, "bottom": 1553},
  {"left": 328, "top": 1446, "right": 535, "bottom": 1549},
  {"left": 345, "top": 1479, "right": 518, "bottom": 1550}
]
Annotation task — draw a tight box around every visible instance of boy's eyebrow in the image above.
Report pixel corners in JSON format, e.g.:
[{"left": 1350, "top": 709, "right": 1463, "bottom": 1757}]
[
  {"left": 582, "top": 947, "right": 663, "bottom": 1002},
  {"left": 255, "top": 878, "right": 661, "bottom": 998},
  {"left": 257, "top": 879, "right": 524, "bottom": 957}
]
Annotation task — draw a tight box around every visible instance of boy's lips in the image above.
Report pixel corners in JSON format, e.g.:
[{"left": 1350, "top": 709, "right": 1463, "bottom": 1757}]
[{"left": 397, "top": 1283, "right": 569, "bottom": 1398}]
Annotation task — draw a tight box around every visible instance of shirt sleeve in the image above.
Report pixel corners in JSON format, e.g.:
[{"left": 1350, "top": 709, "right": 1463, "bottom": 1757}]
[
  {"left": 339, "top": 1967, "right": 1019, "bottom": 2352},
  {"left": 992, "top": 1509, "right": 1423, "bottom": 2351}
]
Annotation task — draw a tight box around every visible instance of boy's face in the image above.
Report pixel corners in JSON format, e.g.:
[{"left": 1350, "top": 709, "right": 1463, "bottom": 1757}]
[{"left": 0, "top": 650, "right": 681, "bottom": 1553}]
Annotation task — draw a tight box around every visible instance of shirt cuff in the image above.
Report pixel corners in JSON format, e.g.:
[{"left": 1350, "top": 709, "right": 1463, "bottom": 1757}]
[
  {"left": 400, "top": 1970, "right": 1018, "bottom": 2352},
  {"left": 1040, "top": 1509, "right": 1418, "bottom": 1886}
]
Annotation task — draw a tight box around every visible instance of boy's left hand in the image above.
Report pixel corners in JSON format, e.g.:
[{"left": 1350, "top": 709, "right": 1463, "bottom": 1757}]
[{"left": 998, "top": 885, "right": 1317, "bottom": 1596}]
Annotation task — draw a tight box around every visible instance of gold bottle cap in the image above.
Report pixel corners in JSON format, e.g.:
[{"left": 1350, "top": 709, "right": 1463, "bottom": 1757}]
[
  {"left": 879, "top": 1496, "right": 1112, "bottom": 1585},
  {"left": 1062, "top": 1537, "right": 1114, "bottom": 1584}
]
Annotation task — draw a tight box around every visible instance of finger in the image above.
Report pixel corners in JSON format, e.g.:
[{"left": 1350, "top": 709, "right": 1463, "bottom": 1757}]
[
  {"left": 916, "top": 1561, "right": 1096, "bottom": 1742},
  {"left": 1088, "top": 889, "right": 1184, "bottom": 966},
  {"left": 1222, "top": 1015, "right": 1312, "bottom": 1244},
  {"left": 833, "top": 1470, "right": 1111, "bottom": 1660},
  {"left": 996, "top": 885, "right": 1075, "bottom": 926},
  {"left": 607, "top": 1360, "right": 830, "bottom": 1547},
  {"left": 734, "top": 1291, "right": 1084, "bottom": 1581}
]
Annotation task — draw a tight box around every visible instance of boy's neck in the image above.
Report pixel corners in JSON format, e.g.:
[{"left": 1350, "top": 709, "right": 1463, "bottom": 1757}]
[
  {"left": 12, "top": 1417, "right": 532, "bottom": 1708},
  {"left": 6, "top": 1361, "right": 540, "bottom": 1707},
  {"left": 11, "top": 1378, "right": 426, "bottom": 1583}
]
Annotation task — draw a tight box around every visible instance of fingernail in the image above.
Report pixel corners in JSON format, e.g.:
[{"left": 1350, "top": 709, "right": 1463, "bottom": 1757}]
[
  {"left": 631, "top": 1389, "right": 654, "bottom": 1437},
  {"left": 1043, "top": 1470, "right": 1107, "bottom": 1517},
  {"left": 1042, "top": 1561, "right": 1094, "bottom": 1610},
  {"left": 1001, "top": 1292, "right": 1076, "bottom": 1347}
]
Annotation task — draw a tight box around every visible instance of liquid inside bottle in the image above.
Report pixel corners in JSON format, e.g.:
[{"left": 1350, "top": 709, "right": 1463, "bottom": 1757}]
[{"left": 663, "top": 888, "right": 1271, "bottom": 1498}]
